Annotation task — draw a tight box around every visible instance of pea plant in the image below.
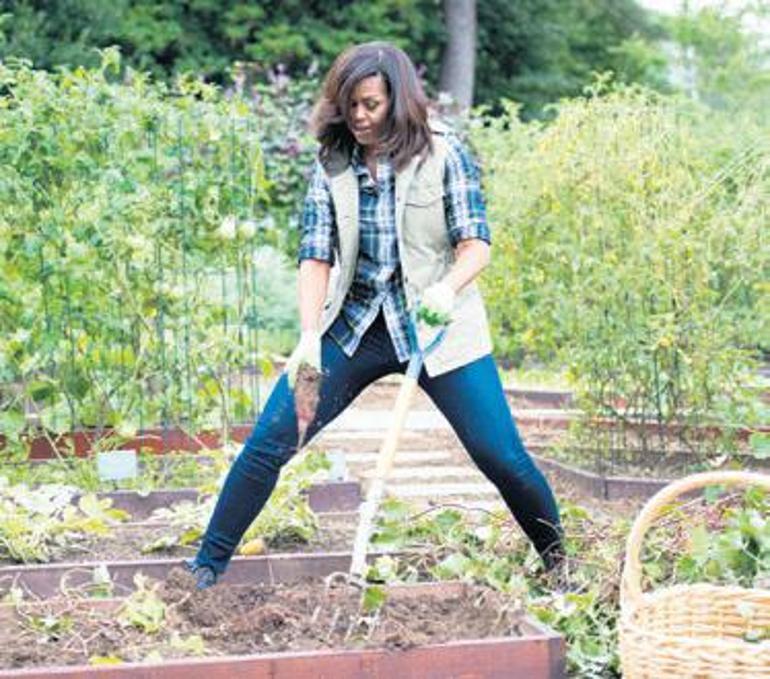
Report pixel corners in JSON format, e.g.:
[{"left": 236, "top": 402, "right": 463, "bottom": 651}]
[
  {"left": 0, "top": 49, "right": 281, "bottom": 455},
  {"left": 473, "top": 82, "right": 769, "bottom": 462}
]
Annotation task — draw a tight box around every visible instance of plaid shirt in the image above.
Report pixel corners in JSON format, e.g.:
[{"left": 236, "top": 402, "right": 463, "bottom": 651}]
[{"left": 298, "top": 134, "right": 491, "bottom": 362}]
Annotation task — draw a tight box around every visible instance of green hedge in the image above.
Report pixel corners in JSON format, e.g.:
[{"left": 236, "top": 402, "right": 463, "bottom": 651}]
[{"left": 473, "top": 83, "right": 769, "bottom": 451}]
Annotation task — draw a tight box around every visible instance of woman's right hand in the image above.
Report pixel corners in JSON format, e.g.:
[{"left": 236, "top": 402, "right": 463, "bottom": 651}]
[{"left": 285, "top": 330, "right": 321, "bottom": 388}]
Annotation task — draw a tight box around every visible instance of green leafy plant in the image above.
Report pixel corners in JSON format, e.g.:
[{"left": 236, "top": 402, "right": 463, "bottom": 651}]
[
  {"left": 361, "top": 585, "right": 387, "bottom": 615},
  {"left": 368, "top": 490, "right": 765, "bottom": 676},
  {"left": 749, "top": 433, "right": 770, "bottom": 461},
  {"left": 366, "top": 497, "right": 622, "bottom": 676},
  {"left": 142, "top": 450, "right": 329, "bottom": 553},
  {"left": 117, "top": 574, "right": 166, "bottom": 634},
  {"left": 0, "top": 449, "right": 231, "bottom": 494},
  {"left": 0, "top": 50, "right": 272, "bottom": 448},
  {"left": 474, "top": 81, "right": 769, "bottom": 461},
  {"left": 642, "top": 486, "right": 770, "bottom": 590},
  {"left": 89, "top": 656, "right": 123, "bottom": 666},
  {"left": 167, "top": 632, "right": 206, "bottom": 656},
  {"left": 0, "top": 478, "right": 129, "bottom": 563}
]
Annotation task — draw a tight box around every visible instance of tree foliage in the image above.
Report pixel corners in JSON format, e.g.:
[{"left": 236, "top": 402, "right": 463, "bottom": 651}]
[
  {"left": 476, "top": 0, "right": 666, "bottom": 115},
  {"left": 0, "top": 0, "right": 663, "bottom": 114},
  {"left": 665, "top": 3, "right": 770, "bottom": 112}
]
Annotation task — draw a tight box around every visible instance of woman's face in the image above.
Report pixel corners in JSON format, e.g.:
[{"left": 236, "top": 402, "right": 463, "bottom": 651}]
[{"left": 348, "top": 74, "right": 389, "bottom": 150}]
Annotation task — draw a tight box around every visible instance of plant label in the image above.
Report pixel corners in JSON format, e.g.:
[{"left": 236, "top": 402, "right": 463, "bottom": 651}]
[
  {"left": 96, "top": 450, "right": 138, "bottom": 481},
  {"left": 328, "top": 450, "right": 348, "bottom": 482}
]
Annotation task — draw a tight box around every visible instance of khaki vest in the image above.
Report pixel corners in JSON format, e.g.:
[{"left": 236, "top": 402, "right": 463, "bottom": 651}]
[{"left": 318, "top": 127, "right": 493, "bottom": 376}]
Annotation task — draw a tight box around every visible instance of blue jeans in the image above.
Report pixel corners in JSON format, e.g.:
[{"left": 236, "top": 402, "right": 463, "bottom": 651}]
[{"left": 193, "top": 310, "right": 563, "bottom": 574}]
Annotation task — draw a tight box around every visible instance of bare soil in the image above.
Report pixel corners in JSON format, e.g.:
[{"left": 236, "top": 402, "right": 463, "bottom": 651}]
[
  {"left": 0, "top": 573, "right": 526, "bottom": 669},
  {"left": 0, "top": 519, "right": 356, "bottom": 567}
]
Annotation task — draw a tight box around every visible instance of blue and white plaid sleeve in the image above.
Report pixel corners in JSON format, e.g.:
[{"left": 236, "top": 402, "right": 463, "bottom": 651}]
[
  {"left": 298, "top": 158, "right": 336, "bottom": 265},
  {"left": 443, "top": 136, "right": 491, "bottom": 246}
]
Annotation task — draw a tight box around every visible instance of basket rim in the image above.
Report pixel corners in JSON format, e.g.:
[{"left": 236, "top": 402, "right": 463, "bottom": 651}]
[{"left": 624, "top": 580, "right": 770, "bottom": 604}]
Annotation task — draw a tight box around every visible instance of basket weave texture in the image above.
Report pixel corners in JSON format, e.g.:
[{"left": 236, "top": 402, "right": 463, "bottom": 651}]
[{"left": 619, "top": 471, "right": 770, "bottom": 678}]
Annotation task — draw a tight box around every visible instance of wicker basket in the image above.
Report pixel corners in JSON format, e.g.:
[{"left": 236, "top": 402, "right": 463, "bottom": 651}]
[{"left": 619, "top": 470, "right": 770, "bottom": 679}]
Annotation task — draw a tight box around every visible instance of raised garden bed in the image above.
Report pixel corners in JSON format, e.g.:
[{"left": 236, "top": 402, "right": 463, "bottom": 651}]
[
  {"left": 14, "top": 425, "right": 256, "bottom": 460},
  {"left": 82, "top": 482, "right": 361, "bottom": 518},
  {"left": 530, "top": 437, "right": 770, "bottom": 501},
  {"left": 0, "top": 551, "right": 364, "bottom": 599},
  {"left": 0, "top": 578, "right": 565, "bottom": 678},
  {"left": 531, "top": 448, "right": 768, "bottom": 501},
  {"left": 9, "top": 413, "right": 764, "bottom": 461},
  {"left": 504, "top": 386, "right": 574, "bottom": 409},
  {"left": 532, "top": 450, "right": 671, "bottom": 501},
  {"left": 0, "top": 514, "right": 359, "bottom": 571},
  {"left": 0, "top": 419, "right": 567, "bottom": 459}
]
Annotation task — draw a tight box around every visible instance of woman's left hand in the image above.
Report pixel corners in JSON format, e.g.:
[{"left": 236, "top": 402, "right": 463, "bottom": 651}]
[{"left": 419, "top": 280, "right": 455, "bottom": 326}]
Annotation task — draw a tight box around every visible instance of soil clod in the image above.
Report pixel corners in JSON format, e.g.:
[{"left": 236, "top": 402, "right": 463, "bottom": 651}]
[{"left": 294, "top": 363, "right": 323, "bottom": 449}]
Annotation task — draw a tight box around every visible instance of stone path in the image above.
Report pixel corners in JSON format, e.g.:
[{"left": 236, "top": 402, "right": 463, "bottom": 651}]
[{"left": 308, "top": 379, "right": 568, "bottom": 513}]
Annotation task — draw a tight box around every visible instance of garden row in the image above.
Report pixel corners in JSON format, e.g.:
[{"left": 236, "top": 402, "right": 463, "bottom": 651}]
[{"left": 0, "top": 452, "right": 567, "bottom": 677}]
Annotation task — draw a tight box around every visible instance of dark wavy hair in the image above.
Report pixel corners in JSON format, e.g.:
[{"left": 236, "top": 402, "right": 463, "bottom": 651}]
[{"left": 309, "top": 42, "right": 433, "bottom": 172}]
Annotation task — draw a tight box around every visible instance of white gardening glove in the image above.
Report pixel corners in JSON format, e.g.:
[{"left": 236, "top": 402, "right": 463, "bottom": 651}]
[
  {"left": 418, "top": 280, "right": 456, "bottom": 326},
  {"left": 285, "top": 330, "right": 321, "bottom": 388}
]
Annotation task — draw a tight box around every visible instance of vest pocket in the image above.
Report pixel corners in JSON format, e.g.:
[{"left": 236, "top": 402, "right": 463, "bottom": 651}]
[{"left": 405, "top": 184, "right": 443, "bottom": 207}]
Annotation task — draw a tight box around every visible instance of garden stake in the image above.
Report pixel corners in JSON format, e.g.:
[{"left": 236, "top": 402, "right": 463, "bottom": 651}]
[{"left": 349, "top": 308, "right": 447, "bottom": 580}]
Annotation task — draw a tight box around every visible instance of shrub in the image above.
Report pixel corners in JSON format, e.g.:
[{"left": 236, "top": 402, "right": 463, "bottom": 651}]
[{"left": 473, "top": 82, "right": 769, "bottom": 454}]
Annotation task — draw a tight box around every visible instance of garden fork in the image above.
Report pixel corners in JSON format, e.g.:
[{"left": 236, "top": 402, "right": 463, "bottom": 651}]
[{"left": 349, "top": 307, "right": 447, "bottom": 580}]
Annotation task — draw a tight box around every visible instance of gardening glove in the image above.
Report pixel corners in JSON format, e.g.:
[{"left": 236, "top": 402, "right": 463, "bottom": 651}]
[
  {"left": 285, "top": 330, "right": 321, "bottom": 389},
  {"left": 418, "top": 280, "right": 456, "bottom": 327}
]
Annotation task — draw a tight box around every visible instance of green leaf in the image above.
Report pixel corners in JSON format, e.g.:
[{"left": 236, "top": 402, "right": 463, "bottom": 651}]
[
  {"left": 433, "top": 552, "right": 472, "bottom": 579},
  {"left": 0, "top": 411, "right": 26, "bottom": 438},
  {"left": 179, "top": 527, "right": 203, "bottom": 545},
  {"left": 361, "top": 585, "right": 387, "bottom": 614},
  {"left": 689, "top": 524, "right": 711, "bottom": 563},
  {"left": 434, "top": 509, "right": 463, "bottom": 532},
  {"left": 118, "top": 574, "right": 166, "bottom": 634},
  {"left": 77, "top": 493, "right": 103, "bottom": 517},
  {"left": 141, "top": 535, "right": 177, "bottom": 553},
  {"left": 30, "top": 613, "right": 73, "bottom": 634},
  {"left": 89, "top": 656, "right": 123, "bottom": 666},
  {"left": 749, "top": 433, "right": 770, "bottom": 459},
  {"left": 26, "top": 379, "right": 55, "bottom": 402},
  {"left": 115, "top": 418, "right": 139, "bottom": 439},
  {"left": 369, "top": 525, "right": 407, "bottom": 551},
  {"left": 39, "top": 399, "right": 73, "bottom": 435},
  {"left": 379, "top": 498, "right": 411, "bottom": 522},
  {"left": 169, "top": 632, "right": 206, "bottom": 655},
  {"left": 642, "top": 560, "right": 664, "bottom": 581},
  {"left": 366, "top": 555, "right": 398, "bottom": 583},
  {"left": 703, "top": 485, "right": 726, "bottom": 504},
  {"left": 417, "top": 306, "right": 450, "bottom": 327}
]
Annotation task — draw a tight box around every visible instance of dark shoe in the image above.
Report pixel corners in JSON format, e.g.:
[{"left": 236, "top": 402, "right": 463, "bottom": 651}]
[{"left": 183, "top": 558, "right": 218, "bottom": 590}]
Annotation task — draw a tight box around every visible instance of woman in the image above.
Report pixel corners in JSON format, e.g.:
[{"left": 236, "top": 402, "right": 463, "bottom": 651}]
[{"left": 186, "top": 42, "right": 565, "bottom": 589}]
